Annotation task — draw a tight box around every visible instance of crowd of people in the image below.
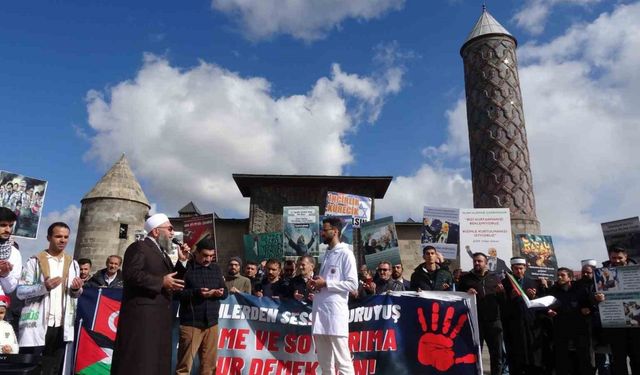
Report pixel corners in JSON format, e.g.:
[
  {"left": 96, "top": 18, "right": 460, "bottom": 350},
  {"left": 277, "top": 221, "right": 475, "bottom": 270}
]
[{"left": 1, "top": 206, "right": 638, "bottom": 375}]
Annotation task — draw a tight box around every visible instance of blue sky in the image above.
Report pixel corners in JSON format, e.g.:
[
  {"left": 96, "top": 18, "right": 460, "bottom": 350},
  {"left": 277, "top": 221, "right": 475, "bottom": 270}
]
[{"left": 3, "top": 0, "right": 639, "bottom": 267}]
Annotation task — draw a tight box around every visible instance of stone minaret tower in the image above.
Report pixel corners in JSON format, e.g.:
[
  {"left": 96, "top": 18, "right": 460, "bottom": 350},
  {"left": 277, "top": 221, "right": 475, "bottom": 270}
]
[
  {"left": 460, "top": 6, "right": 541, "bottom": 241},
  {"left": 74, "top": 154, "right": 150, "bottom": 268}
]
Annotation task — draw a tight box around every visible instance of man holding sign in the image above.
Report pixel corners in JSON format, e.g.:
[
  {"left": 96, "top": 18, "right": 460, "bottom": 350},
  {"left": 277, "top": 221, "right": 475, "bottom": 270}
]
[{"left": 308, "top": 217, "right": 358, "bottom": 375}]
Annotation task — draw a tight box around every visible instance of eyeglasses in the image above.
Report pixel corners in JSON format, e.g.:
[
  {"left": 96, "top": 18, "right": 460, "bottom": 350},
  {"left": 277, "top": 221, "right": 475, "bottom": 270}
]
[
  {"left": 156, "top": 226, "right": 174, "bottom": 232},
  {"left": 378, "top": 268, "right": 390, "bottom": 272}
]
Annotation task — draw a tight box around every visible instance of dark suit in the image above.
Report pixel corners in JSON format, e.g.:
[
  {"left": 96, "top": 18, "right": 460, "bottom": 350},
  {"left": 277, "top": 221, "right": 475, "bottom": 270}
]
[{"left": 112, "top": 237, "right": 175, "bottom": 375}]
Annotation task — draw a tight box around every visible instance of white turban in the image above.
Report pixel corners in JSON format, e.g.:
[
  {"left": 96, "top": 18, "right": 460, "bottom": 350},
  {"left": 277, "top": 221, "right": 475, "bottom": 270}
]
[
  {"left": 144, "top": 213, "right": 170, "bottom": 233},
  {"left": 581, "top": 259, "right": 598, "bottom": 267},
  {"left": 510, "top": 257, "right": 526, "bottom": 265}
]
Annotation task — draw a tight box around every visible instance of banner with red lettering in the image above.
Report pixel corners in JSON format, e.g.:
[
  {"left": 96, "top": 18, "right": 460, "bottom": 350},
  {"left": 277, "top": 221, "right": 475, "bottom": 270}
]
[{"left": 217, "top": 292, "right": 481, "bottom": 375}]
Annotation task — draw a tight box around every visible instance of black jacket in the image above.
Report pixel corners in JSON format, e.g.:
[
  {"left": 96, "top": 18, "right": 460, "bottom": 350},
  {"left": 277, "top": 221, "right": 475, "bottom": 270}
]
[
  {"left": 176, "top": 260, "right": 228, "bottom": 328},
  {"left": 86, "top": 268, "right": 124, "bottom": 288},
  {"left": 458, "top": 271, "right": 502, "bottom": 321},
  {"left": 410, "top": 263, "right": 453, "bottom": 291}
]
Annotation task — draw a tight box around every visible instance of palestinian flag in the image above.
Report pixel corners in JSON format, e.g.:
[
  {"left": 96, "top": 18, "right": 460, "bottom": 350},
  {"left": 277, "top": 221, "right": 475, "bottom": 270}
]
[{"left": 74, "top": 327, "right": 111, "bottom": 375}]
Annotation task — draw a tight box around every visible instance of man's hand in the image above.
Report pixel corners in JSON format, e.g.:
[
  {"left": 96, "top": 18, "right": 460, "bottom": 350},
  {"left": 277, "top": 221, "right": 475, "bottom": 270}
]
[
  {"left": 254, "top": 290, "right": 264, "bottom": 297},
  {"left": 495, "top": 283, "right": 504, "bottom": 293},
  {"left": 293, "top": 290, "right": 304, "bottom": 301},
  {"left": 547, "top": 309, "right": 557, "bottom": 317},
  {"left": 466, "top": 288, "right": 477, "bottom": 295},
  {"left": 45, "top": 277, "right": 63, "bottom": 291},
  {"left": 307, "top": 276, "right": 326, "bottom": 291},
  {"left": 162, "top": 272, "right": 184, "bottom": 291},
  {"left": 595, "top": 293, "right": 605, "bottom": 302},
  {"left": 177, "top": 244, "right": 191, "bottom": 262},
  {"left": 70, "top": 277, "right": 84, "bottom": 290},
  {"left": 0, "top": 260, "right": 13, "bottom": 277},
  {"left": 229, "top": 286, "right": 239, "bottom": 293},
  {"left": 539, "top": 278, "right": 549, "bottom": 288},
  {"left": 525, "top": 288, "right": 537, "bottom": 299},
  {"left": 581, "top": 307, "right": 591, "bottom": 315},
  {"left": 1, "top": 344, "right": 12, "bottom": 354}
]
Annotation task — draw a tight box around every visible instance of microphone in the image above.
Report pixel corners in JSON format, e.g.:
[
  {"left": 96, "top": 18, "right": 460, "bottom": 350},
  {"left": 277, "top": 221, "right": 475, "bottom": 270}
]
[{"left": 172, "top": 238, "right": 184, "bottom": 247}]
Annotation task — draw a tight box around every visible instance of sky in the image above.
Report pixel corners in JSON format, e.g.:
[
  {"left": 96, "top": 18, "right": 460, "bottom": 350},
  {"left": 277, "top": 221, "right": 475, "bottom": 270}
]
[{"left": 2, "top": 0, "right": 639, "bottom": 268}]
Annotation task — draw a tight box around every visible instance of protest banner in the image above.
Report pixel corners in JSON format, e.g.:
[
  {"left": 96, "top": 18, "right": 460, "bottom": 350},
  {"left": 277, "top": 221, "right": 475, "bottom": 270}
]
[
  {"left": 318, "top": 215, "right": 353, "bottom": 263},
  {"left": 183, "top": 213, "right": 216, "bottom": 261},
  {"left": 594, "top": 265, "right": 640, "bottom": 328},
  {"left": 515, "top": 234, "right": 558, "bottom": 280},
  {"left": 73, "top": 290, "right": 482, "bottom": 374},
  {"left": 422, "top": 207, "right": 460, "bottom": 259},
  {"left": 325, "top": 191, "right": 372, "bottom": 228},
  {"left": 0, "top": 170, "right": 48, "bottom": 239},
  {"left": 460, "top": 209, "right": 512, "bottom": 274},
  {"left": 360, "top": 216, "right": 401, "bottom": 270},
  {"left": 217, "top": 292, "right": 481, "bottom": 375},
  {"left": 74, "top": 288, "right": 122, "bottom": 374},
  {"left": 601, "top": 217, "right": 640, "bottom": 262},
  {"left": 283, "top": 207, "right": 319, "bottom": 258},
  {"left": 243, "top": 232, "right": 283, "bottom": 262}
]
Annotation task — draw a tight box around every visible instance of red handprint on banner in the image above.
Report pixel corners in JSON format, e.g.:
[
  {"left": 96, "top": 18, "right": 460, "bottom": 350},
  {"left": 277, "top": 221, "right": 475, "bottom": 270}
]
[{"left": 416, "top": 302, "right": 477, "bottom": 371}]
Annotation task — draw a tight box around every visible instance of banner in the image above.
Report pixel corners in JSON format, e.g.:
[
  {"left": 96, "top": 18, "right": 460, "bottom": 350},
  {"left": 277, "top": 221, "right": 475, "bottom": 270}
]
[
  {"left": 515, "top": 234, "right": 558, "bottom": 281},
  {"left": 74, "top": 288, "right": 122, "bottom": 375},
  {"left": 217, "top": 292, "right": 481, "bottom": 375},
  {"left": 243, "top": 232, "right": 283, "bottom": 262},
  {"left": 360, "top": 216, "right": 401, "bottom": 270},
  {"left": 601, "top": 217, "right": 640, "bottom": 262},
  {"left": 325, "top": 191, "right": 372, "bottom": 228},
  {"left": 183, "top": 213, "right": 216, "bottom": 252},
  {"left": 422, "top": 207, "right": 460, "bottom": 260},
  {"left": 595, "top": 265, "right": 640, "bottom": 328},
  {"left": 318, "top": 215, "right": 353, "bottom": 263},
  {"left": 0, "top": 170, "right": 48, "bottom": 239},
  {"left": 460, "top": 209, "right": 512, "bottom": 274},
  {"left": 283, "top": 207, "right": 319, "bottom": 258},
  {"left": 73, "top": 290, "right": 482, "bottom": 374}
]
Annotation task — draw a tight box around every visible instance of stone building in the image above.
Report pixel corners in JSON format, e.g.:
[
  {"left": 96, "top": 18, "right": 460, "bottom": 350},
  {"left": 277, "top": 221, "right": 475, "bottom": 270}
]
[
  {"left": 74, "top": 154, "right": 150, "bottom": 268},
  {"left": 461, "top": 6, "right": 542, "bottom": 248}
]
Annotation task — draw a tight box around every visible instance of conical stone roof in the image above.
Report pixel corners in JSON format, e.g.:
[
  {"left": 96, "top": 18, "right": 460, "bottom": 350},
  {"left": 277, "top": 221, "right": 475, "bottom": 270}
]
[
  {"left": 82, "top": 154, "right": 150, "bottom": 207},
  {"left": 461, "top": 6, "right": 516, "bottom": 53}
]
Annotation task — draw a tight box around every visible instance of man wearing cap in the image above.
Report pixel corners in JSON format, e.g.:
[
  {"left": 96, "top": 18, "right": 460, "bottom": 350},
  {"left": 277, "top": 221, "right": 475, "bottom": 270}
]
[
  {"left": 225, "top": 257, "right": 251, "bottom": 293},
  {"left": 500, "top": 256, "right": 549, "bottom": 375},
  {"left": 112, "top": 213, "right": 189, "bottom": 375}
]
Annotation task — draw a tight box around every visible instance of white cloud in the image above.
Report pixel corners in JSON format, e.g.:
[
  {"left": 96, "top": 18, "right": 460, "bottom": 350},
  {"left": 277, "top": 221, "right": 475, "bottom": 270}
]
[
  {"left": 85, "top": 53, "right": 402, "bottom": 217},
  {"left": 382, "top": 3, "right": 640, "bottom": 269},
  {"left": 16, "top": 205, "right": 81, "bottom": 260},
  {"left": 513, "top": 0, "right": 603, "bottom": 35},
  {"left": 211, "top": 0, "right": 405, "bottom": 42}
]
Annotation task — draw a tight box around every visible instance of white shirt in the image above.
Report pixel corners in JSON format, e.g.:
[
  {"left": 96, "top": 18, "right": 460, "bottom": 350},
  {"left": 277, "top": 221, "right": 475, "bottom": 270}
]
[
  {"left": 0, "top": 245, "right": 22, "bottom": 296},
  {"left": 311, "top": 242, "right": 358, "bottom": 337},
  {"left": 46, "top": 253, "right": 64, "bottom": 327}
]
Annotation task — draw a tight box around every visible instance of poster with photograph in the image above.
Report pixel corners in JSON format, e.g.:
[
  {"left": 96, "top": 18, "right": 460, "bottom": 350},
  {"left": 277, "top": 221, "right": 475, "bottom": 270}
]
[
  {"left": 325, "top": 191, "right": 372, "bottom": 228},
  {"left": 360, "top": 216, "right": 401, "bottom": 270},
  {"left": 318, "top": 215, "right": 353, "bottom": 263},
  {"left": 282, "top": 206, "right": 319, "bottom": 258},
  {"left": 0, "top": 170, "right": 48, "bottom": 239},
  {"left": 422, "top": 206, "right": 459, "bottom": 259},
  {"left": 594, "top": 265, "right": 640, "bottom": 328},
  {"left": 601, "top": 217, "right": 640, "bottom": 262},
  {"left": 243, "top": 232, "right": 283, "bottom": 262},
  {"left": 460, "top": 209, "right": 512, "bottom": 274},
  {"left": 183, "top": 214, "right": 216, "bottom": 261},
  {"left": 515, "top": 234, "right": 558, "bottom": 280}
]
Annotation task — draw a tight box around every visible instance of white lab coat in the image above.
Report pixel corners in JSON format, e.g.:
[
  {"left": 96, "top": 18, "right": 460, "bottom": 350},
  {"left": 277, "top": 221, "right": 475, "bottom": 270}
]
[{"left": 311, "top": 242, "right": 358, "bottom": 337}]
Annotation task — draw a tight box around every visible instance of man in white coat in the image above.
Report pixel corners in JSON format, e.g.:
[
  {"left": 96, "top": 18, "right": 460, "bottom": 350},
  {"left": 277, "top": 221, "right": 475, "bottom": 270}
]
[
  {"left": 17, "top": 222, "right": 83, "bottom": 375},
  {"left": 308, "top": 217, "right": 358, "bottom": 375}
]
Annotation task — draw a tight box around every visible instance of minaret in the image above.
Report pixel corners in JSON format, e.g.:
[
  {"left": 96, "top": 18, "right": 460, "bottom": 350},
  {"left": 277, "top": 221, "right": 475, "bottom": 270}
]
[
  {"left": 460, "top": 6, "right": 541, "bottom": 242},
  {"left": 74, "top": 154, "right": 150, "bottom": 267}
]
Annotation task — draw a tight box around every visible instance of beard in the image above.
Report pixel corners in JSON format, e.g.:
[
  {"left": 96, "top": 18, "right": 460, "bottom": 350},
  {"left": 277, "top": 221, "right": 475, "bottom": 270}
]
[{"left": 158, "top": 233, "right": 172, "bottom": 252}]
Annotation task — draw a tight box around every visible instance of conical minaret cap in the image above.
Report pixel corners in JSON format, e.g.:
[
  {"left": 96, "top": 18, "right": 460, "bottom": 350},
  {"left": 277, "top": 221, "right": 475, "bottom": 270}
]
[
  {"left": 82, "top": 154, "right": 150, "bottom": 208},
  {"left": 461, "top": 6, "right": 516, "bottom": 54}
]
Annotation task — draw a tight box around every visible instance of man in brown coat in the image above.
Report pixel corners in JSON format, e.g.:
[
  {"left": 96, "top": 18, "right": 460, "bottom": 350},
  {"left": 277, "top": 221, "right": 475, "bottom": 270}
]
[{"left": 111, "top": 213, "right": 188, "bottom": 375}]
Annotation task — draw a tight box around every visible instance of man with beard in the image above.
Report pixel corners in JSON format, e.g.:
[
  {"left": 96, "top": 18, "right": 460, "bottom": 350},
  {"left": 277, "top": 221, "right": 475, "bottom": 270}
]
[
  {"left": 86, "top": 255, "right": 123, "bottom": 288},
  {"left": 501, "top": 257, "right": 549, "bottom": 375},
  {"left": 225, "top": 257, "right": 251, "bottom": 293},
  {"left": 307, "top": 217, "right": 358, "bottom": 375},
  {"left": 112, "top": 213, "right": 188, "bottom": 375},
  {"left": 576, "top": 259, "right": 608, "bottom": 375},
  {"left": 244, "top": 261, "right": 261, "bottom": 292},
  {"left": 254, "top": 259, "right": 286, "bottom": 298},
  {"left": 0, "top": 208, "right": 21, "bottom": 297},
  {"left": 391, "top": 263, "right": 411, "bottom": 290},
  {"left": 459, "top": 252, "right": 504, "bottom": 375},
  {"left": 597, "top": 246, "right": 640, "bottom": 375},
  {"left": 77, "top": 259, "right": 92, "bottom": 282}
]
